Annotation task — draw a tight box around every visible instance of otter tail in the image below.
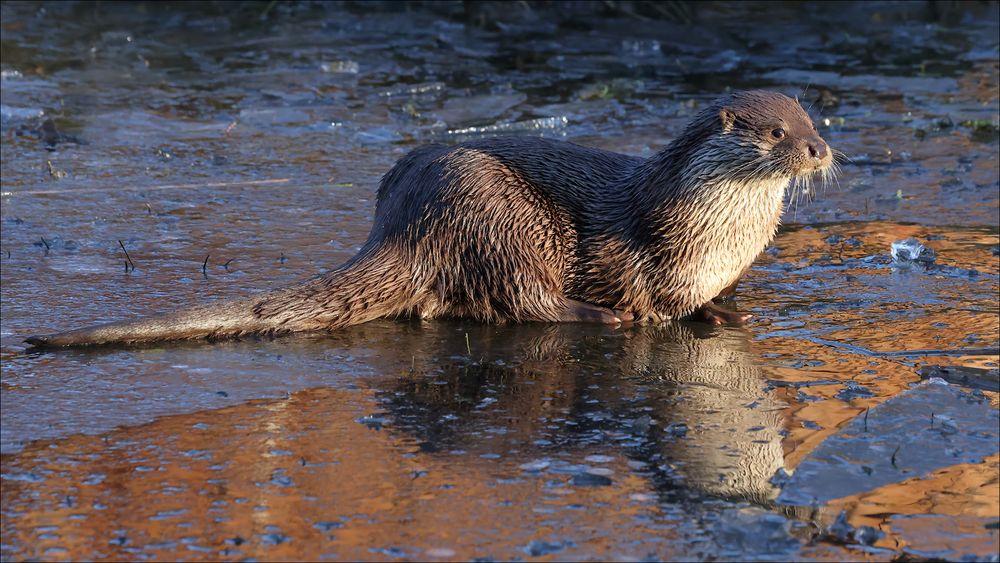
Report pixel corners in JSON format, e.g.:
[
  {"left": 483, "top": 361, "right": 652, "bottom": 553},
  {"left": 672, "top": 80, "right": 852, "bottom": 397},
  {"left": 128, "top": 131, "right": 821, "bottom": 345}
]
[
  {"left": 23, "top": 294, "right": 283, "bottom": 348},
  {"left": 24, "top": 251, "right": 415, "bottom": 349}
]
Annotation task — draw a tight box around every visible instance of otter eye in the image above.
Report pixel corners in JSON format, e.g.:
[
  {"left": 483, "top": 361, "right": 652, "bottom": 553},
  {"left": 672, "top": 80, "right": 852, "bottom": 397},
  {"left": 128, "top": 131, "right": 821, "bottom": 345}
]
[{"left": 771, "top": 128, "right": 785, "bottom": 140}]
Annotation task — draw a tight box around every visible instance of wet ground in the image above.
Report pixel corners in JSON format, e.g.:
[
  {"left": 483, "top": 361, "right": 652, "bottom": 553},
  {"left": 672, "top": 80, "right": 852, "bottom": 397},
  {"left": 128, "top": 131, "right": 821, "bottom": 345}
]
[{"left": 1, "top": 1, "right": 998, "bottom": 561}]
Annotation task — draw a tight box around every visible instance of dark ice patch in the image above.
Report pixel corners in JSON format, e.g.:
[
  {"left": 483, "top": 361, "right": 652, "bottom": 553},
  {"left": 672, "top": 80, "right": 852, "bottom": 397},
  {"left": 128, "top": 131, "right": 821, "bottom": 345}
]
[{"left": 778, "top": 380, "right": 999, "bottom": 505}]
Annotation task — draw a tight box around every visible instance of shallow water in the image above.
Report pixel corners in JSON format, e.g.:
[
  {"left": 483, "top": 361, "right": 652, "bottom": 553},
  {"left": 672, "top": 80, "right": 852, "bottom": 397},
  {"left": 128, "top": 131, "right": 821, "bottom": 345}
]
[{"left": 2, "top": 1, "right": 998, "bottom": 561}]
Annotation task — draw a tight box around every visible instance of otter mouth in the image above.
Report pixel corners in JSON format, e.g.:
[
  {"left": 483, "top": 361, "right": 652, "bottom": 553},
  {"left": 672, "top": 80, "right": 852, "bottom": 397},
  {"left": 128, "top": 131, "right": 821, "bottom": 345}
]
[
  {"left": 788, "top": 152, "right": 842, "bottom": 212},
  {"left": 802, "top": 159, "right": 834, "bottom": 176}
]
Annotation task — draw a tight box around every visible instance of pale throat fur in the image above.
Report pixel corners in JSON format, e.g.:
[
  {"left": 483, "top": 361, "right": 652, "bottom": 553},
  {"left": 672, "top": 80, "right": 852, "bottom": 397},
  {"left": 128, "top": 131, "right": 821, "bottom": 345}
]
[
  {"left": 682, "top": 175, "right": 787, "bottom": 310},
  {"left": 602, "top": 171, "right": 789, "bottom": 324}
]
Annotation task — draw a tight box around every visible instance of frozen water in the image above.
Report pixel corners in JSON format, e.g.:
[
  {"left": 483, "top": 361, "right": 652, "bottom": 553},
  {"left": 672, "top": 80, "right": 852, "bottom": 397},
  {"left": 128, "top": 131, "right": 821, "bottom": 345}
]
[{"left": 890, "top": 238, "right": 936, "bottom": 263}]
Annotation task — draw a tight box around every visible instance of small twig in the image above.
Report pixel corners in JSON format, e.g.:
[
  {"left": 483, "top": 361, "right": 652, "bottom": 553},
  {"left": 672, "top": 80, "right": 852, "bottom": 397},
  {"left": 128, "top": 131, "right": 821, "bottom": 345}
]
[
  {"left": 118, "top": 240, "right": 135, "bottom": 272},
  {"left": 145, "top": 203, "right": 152, "bottom": 215},
  {"left": 890, "top": 444, "right": 901, "bottom": 468},
  {"left": 465, "top": 332, "right": 472, "bottom": 356},
  {"left": 39, "top": 236, "right": 50, "bottom": 255},
  {"left": 46, "top": 160, "right": 66, "bottom": 179},
  {"left": 863, "top": 407, "right": 870, "bottom": 432},
  {"left": 223, "top": 258, "right": 234, "bottom": 271},
  {"left": 260, "top": 0, "right": 278, "bottom": 19},
  {"left": 202, "top": 254, "right": 210, "bottom": 277}
]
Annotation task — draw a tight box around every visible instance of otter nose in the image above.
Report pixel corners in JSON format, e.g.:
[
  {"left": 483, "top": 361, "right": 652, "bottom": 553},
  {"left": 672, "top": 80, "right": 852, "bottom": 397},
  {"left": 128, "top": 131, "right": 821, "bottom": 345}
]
[{"left": 807, "top": 139, "right": 828, "bottom": 160}]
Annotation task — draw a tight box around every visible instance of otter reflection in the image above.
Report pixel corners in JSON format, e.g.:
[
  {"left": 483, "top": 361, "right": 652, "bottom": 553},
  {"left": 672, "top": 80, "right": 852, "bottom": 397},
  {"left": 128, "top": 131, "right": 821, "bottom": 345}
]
[
  {"left": 3, "top": 320, "right": 799, "bottom": 561},
  {"left": 373, "top": 321, "right": 786, "bottom": 506}
]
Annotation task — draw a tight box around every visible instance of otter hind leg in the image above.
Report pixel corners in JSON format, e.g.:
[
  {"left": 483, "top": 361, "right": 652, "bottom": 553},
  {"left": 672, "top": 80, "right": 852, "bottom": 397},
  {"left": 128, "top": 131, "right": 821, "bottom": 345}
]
[
  {"left": 690, "top": 301, "right": 752, "bottom": 326},
  {"left": 555, "top": 299, "right": 633, "bottom": 325}
]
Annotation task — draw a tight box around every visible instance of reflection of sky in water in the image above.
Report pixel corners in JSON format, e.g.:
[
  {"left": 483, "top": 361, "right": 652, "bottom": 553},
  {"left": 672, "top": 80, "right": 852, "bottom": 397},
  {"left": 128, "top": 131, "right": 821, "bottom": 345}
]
[{"left": 1, "top": 1, "right": 997, "bottom": 560}]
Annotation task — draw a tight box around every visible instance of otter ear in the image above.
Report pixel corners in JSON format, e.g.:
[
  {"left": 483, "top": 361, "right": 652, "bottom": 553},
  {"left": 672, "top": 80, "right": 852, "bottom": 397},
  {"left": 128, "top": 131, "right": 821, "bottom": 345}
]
[{"left": 719, "top": 108, "right": 736, "bottom": 133}]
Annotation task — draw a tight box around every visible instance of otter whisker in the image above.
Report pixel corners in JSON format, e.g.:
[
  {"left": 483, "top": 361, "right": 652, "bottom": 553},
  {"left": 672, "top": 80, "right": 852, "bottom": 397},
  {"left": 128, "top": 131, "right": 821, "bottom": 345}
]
[
  {"left": 788, "top": 177, "right": 802, "bottom": 220},
  {"left": 816, "top": 168, "right": 828, "bottom": 194},
  {"left": 741, "top": 155, "right": 775, "bottom": 179},
  {"left": 832, "top": 148, "right": 852, "bottom": 164},
  {"left": 828, "top": 161, "right": 842, "bottom": 192},
  {"left": 712, "top": 156, "right": 771, "bottom": 185},
  {"left": 727, "top": 156, "right": 764, "bottom": 172},
  {"left": 800, "top": 175, "right": 814, "bottom": 206},
  {"left": 738, "top": 161, "right": 770, "bottom": 181}
]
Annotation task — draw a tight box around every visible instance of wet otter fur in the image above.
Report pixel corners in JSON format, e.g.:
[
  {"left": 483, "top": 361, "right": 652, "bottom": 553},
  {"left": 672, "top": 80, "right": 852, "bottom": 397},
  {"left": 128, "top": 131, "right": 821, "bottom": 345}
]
[{"left": 25, "top": 90, "right": 835, "bottom": 348}]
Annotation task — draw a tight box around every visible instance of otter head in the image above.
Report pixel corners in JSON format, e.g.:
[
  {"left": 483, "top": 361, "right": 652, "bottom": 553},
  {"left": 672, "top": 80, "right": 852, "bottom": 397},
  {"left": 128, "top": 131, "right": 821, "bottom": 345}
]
[{"left": 716, "top": 90, "right": 834, "bottom": 182}]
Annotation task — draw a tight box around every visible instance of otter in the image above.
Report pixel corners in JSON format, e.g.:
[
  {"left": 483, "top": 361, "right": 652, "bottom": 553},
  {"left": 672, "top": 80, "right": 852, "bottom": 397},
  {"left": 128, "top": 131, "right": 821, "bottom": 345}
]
[{"left": 25, "top": 90, "right": 834, "bottom": 348}]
